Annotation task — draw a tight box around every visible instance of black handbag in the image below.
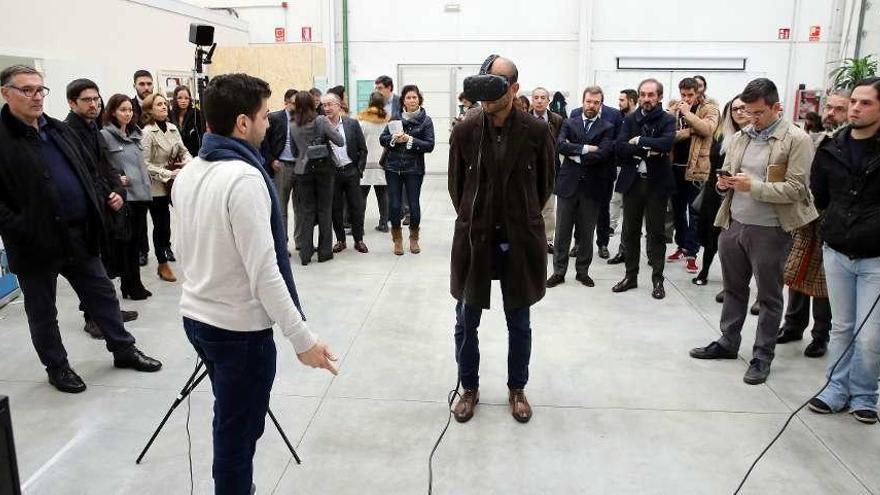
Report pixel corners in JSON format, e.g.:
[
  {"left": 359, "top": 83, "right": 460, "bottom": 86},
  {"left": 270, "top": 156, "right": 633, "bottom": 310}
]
[{"left": 306, "top": 119, "right": 336, "bottom": 173}]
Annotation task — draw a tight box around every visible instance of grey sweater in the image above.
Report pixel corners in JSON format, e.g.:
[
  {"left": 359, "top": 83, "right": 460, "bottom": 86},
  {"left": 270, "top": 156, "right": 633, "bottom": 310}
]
[
  {"left": 100, "top": 124, "right": 153, "bottom": 202},
  {"left": 290, "top": 115, "right": 344, "bottom": 174}
]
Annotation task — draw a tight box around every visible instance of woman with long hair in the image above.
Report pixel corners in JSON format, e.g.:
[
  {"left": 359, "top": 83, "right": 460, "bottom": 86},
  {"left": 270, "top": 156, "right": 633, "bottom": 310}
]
[
  {"left": 692, "top": 94, "right": 750, "bottom": 286},
  {"left": 358, "top": 91, "right": 390, "bottom": 232},
  {"left": 169, "top": 85, "right": 205, "bottom": 157},
  {"left": 379, "top": 84, "right": 435, "bottom": 255},
  {"left": 290, "top": 91, "right": 344, "bottom": 265},
  {"left": 101, "top": 94, "right": 153, "bottom": 299},
  {"left": 141, "top": 93, "right": 192, "bottom": 282}
]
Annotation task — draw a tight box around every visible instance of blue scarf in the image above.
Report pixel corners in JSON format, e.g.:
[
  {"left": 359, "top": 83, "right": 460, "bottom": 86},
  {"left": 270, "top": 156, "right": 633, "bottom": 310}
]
[{"left": 199, "top": 133, "right": 306, "bottom": 320}]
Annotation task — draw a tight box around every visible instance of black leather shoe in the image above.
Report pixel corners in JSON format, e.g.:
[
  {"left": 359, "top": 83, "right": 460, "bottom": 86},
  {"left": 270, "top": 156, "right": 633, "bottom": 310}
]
[
  {"left": 165, "top": 248, "right": 176, "bottom": 262},
  {"left": 576, "top": 274, "right": 595, "bottom": 287},
  {"left": 375, "top": 224, "right": 389, "bottom": 233},
  {"left": 48, "top": 367, "right": 86, "bottom": 393},
  {"left": 743, "top": 358, "right": 771, "bottom": 385},
  {"left": 546, "top": 273, "right": 565, "bottom": 288},
  {"left": 569, "top": 245, "right": 578, "bottom": 258},
  {"left": 652, "top": 280, "right": 666, "bottom": 299},
  {"left": 715, "top": 290, "right": 725, "bottom": 303},
  {"left": 598, "top": 246, "right": 610, "bottom": 259},
  {"left": 750, "top": 301, "right": 760, "bottom": 315},
  {"left": 83, "top": 320, "right": 104, "bottom": 339},
  {"left": 138, "top": 252, "right": 148, "bottom": 267},
  {"left": 612, "top": 277, "right": 637, "bottom": 293},
  {"left": 689, "top": 341, "right": 738, "bottom": 360},
  {"left": 804, "top": 339, "right": 828, "bottom": 358},
  {"left": 114, "top": 347, "right": 162, "bottom": 372},
  {"left": 121, "top": 310, "right": 138, "bottom": 322},
  {"left": 122, "top": 287, "right": 152, "bottom": 300},
  {"left": 776, "top": 328, "right": 803, "bottom": 344},
  {"left": 607, "top": 252, "right": 625, "bottom": 265}
]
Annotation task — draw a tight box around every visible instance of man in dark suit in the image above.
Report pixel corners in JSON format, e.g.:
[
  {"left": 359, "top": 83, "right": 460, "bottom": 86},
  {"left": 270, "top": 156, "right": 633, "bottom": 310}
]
[
  {"left": 375, "top": 75, "right": 401, "bottom": 118},
  {"left": 530, "top": 86, "right": 564, "bottom": 253},
  {"left": 323, "top": 94, "right": 369, "bottom": 253},
  {"left": 263, "top": 89, "right": 299, "bottom": 249},
  {"left": 546, "top": 86, "right": 615, "bottom": 288},
  {"left": 0, "top": 65, "right": 161, "bottom": 394},
  {"left": 612, "top": 78, "right": 676, "bottom": 299},
  {"left": 569, "top": 98, "right": 623, "bottom": 259}
]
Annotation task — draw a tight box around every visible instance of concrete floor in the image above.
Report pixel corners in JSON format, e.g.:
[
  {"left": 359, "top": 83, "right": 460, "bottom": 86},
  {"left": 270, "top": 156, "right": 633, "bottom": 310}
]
[{"left": 2, "top": 175, "right": 879, "bottom": 495}]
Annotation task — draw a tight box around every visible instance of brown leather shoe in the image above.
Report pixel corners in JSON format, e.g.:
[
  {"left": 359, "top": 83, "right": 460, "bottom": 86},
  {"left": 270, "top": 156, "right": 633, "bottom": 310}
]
[
  {"left": 453, "top": 389, "right": 479, "bottom": 423},
  {"left": 509, "top": 389, "right": 532, "bottom": 423},
  {"left": 157, "top": 263, "right": 177, "bottom": 282},
  {"left": 332, "top": 241, "right": 347, "bottom": 253},
  {"left": 354, "top": 241, "right": 369, "bottom": 253},
  {"left": 391, "top": 227, "right": 404, "bottom": 256}
]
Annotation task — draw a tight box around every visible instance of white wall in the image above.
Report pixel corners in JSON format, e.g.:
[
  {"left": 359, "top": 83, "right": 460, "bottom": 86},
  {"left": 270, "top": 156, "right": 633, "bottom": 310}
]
[
  {"left": 190, "top": 0, "right": 325, "bottom": 44},
  {"left": 0, "top": 0, "right": 249, "bottom": 117}
]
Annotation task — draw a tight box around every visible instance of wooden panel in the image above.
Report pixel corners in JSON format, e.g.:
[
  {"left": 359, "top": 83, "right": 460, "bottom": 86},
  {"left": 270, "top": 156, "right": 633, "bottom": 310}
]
[{"left": 210, "top": 44, "right": 326, "bottom": 111}]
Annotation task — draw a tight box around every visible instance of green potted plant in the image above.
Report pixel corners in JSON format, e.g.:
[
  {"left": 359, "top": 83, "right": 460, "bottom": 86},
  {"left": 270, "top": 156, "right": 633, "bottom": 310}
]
[{"left": 829, "top": 54, "right": 878, "bottom": 90}]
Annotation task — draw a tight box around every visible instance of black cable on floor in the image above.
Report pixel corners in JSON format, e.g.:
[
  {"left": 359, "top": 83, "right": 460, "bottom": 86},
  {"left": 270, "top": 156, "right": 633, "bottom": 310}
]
[
  {"left": 187, "top": 391, "right": 194, "bottom": 495},
  {"left": 428, "top": 320, "right": 467, "bottom": 494},
  {"left": 733, "top": 290, "right": 880, "bottom": 494}
]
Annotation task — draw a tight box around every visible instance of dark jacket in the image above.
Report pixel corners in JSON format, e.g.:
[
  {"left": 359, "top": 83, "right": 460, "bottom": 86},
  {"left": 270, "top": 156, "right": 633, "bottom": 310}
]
[
  {"left": 130, "top": 97, "right": 143, "bottom": 129},
  {"left": 170, "top": 107, "right": 206, "bottom": 157},
  {"left": 530, "top": 110, "right": 564, "bottom": 142},
  {"left": 262, "top": 109, "right": 294, "bottom": 177},
  {"left": 448, "top": 108, "right": 556, "bottom": 310},
  {"left": 0, "top": 105, "right": 105, "bottom": 275},
  {"left": 555, "top": 116, "right": 615, "bottom": 199},
  {"left": 64, "top": 111, "right": 122, "bottom": 198},
  {"left": 811, "top": 127, "right": 880, "bottom": 258},
  {"left": 380, "top": 108, "right": 435, "bottom": 175},
  {"left": 614, "top": 106, "right": 676, "bottom": 197},
  {"left": 336, "top": 116, "right": 368, "bottom": 175}
]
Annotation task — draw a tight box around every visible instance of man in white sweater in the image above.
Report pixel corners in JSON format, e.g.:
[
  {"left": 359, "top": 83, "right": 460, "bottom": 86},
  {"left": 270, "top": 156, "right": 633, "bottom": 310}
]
[{"left": 172, "top": 73, "right": 337, "bottom": 495}]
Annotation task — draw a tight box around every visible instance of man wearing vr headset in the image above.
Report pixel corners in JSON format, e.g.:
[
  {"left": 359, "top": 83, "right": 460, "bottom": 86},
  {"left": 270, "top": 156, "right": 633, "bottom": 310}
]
[{"left": 448, "top": 55, "right": 555, "bottom": 424}]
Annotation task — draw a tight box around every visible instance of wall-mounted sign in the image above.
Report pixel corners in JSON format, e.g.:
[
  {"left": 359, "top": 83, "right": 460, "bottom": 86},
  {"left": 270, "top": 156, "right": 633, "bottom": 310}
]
[
  {"left": 301, "top": 26, "right": 312, "bottom": 42},
  {"left": 809, "top": 25, "right": 821, "bottom": 42},
  {"left": 778, "top": 28, "right": 791, "bottom": 40},
  {"left": 275, "top": 27, "right": 286, "bottom": 43}
]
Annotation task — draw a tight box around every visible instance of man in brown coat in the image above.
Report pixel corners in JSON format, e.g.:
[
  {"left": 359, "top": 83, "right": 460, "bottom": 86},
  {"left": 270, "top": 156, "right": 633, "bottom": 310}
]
[{"left": 448, "top": 56, "right": 555, "bottom": 424}]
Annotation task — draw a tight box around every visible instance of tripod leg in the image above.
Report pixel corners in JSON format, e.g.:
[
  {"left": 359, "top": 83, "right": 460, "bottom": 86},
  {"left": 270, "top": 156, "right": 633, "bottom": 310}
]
[
  {"left": 136, "top": 362, "right": 209, "bottom": 464},
  {"left": 267, "top": 408, "right": 301, "bottom": 465}
]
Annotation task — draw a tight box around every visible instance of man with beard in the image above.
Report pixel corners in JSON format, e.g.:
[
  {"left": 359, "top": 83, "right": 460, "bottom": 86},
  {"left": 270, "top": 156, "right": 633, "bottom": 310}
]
[
  {"left": 776, "top": 89, "right": 850, "bottom": 358},
  {"left": 611, "top": 78, "right": 676, "bottom": 299},
  {"left": 448, "top": 55, "right": 555, "bottom": 424}
]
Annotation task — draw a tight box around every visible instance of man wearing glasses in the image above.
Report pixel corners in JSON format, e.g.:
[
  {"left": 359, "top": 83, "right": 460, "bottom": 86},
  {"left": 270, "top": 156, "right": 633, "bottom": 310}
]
[
  {"left": 0, "top": 65, "right": 162, "bottom": 393},
  {"left": 690, "top": 78, "right": 818, "bottom": 385},
  {"left": 64, "top": 78, "right": 139, "bottom": 339}
]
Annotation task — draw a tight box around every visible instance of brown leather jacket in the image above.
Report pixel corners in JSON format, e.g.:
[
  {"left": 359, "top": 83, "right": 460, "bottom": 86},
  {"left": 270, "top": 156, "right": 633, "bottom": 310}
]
[{"left": 672, "top": 98, "right": 720, "bottom": 181}]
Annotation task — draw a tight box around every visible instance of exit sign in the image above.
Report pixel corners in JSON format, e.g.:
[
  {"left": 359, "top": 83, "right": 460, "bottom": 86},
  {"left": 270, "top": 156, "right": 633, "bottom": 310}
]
[
  {"left": 778, "top": 28, "right": 791, "bottom": 40},
  {"left": 274, "top": 27, "right": 286, "bottom": 43}
]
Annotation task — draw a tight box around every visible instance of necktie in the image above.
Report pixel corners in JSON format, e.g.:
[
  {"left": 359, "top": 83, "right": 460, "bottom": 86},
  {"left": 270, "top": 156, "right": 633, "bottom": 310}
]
[{"left": 584, "top": 118, "right": 594, "bottom": 134}]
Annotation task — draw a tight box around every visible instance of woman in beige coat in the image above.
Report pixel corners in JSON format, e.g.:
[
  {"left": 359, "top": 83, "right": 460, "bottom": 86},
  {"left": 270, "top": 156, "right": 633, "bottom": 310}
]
[{"left": 141, "top": 93, "right": 192, "bottom": 282}]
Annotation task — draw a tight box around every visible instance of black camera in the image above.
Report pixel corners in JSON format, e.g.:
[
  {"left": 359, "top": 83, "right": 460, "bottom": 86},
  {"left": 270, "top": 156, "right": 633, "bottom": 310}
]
[
  {"left": 189, "top": 24, "right": 214, "bottom": 46},
  {"left": 463, "top": 54, "right": 510, "bottom": 102}
]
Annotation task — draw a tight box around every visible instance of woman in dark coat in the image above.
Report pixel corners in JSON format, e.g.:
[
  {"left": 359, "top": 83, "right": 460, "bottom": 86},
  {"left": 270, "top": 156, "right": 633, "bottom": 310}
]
[
  {"left": 170, "top": 85, "right": 205, "bottom": 157},
  {"left": 693, "top": 94, "right": 749, "bottom": 285},
  {"left": 380, "top": 84, "right": 435, "bottom": 255}
]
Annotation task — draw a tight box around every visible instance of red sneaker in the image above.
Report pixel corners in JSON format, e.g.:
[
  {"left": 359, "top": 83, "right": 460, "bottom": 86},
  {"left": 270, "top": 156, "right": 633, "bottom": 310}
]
[
  {"left": 666, "top": 248, "right": 686, "bottom": 263},
  {"left": 685, "top": 257, "right": 699, "bottom": 273}
]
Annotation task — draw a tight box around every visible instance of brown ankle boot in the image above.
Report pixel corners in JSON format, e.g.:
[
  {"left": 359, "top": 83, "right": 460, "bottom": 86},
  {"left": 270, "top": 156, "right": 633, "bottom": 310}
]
[
  {"left": 509, "top": 389, "right": 532, "bottom": 423},
  {"left": 157, "top": 263, "right": 177, "bottom": 282},
  {"left": 409, "top": 226, "right": 421, "bottom": 254},
  {"left": 391, "top": 227, "right": 404, "bottom": 256}
]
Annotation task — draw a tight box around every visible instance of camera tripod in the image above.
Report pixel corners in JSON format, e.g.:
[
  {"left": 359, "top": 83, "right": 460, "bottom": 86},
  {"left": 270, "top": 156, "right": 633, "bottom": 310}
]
[{"left": 135, "top": 359, "right": 301, "bottom": 465}]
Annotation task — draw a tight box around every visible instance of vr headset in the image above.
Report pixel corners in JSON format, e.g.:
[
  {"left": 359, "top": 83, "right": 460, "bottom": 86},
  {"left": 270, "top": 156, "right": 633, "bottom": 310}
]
[{"left": 463, "top": 54, "right": 510, "bottom": 102}]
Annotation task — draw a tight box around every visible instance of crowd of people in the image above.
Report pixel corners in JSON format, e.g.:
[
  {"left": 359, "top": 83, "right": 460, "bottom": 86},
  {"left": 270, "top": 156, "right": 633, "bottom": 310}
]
[{"left": 1, "top": 57, "right": 879, "bottom": 494}]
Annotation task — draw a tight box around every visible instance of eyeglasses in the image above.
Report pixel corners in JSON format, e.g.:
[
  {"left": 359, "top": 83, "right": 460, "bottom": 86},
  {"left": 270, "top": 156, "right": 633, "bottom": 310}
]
[
  {"left": 77, "top": 96, "right": 101, "bottom": 104},
  {"left": 5, "top": 85, "right": 50, "bottom": 98},
  {"left": 732, "top": 106, "right": 747, "bottom": 113}
]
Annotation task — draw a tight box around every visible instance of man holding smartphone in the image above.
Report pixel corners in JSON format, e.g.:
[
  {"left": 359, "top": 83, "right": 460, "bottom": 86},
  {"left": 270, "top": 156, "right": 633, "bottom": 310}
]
[{"left": 690, "top": 78, "right": 818, "bottom": 385}]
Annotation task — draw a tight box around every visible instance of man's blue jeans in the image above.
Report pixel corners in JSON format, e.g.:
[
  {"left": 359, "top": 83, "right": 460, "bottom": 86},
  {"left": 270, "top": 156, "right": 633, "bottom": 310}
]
[
  {"left": 817, "top": 247, "right": 880, "bottom": 412},
  {"left": 183, "top": 318, "right": 276, "bottom": 495},
  {"left": 454, "top": 245, "right": 532, "bottom": 390}
]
